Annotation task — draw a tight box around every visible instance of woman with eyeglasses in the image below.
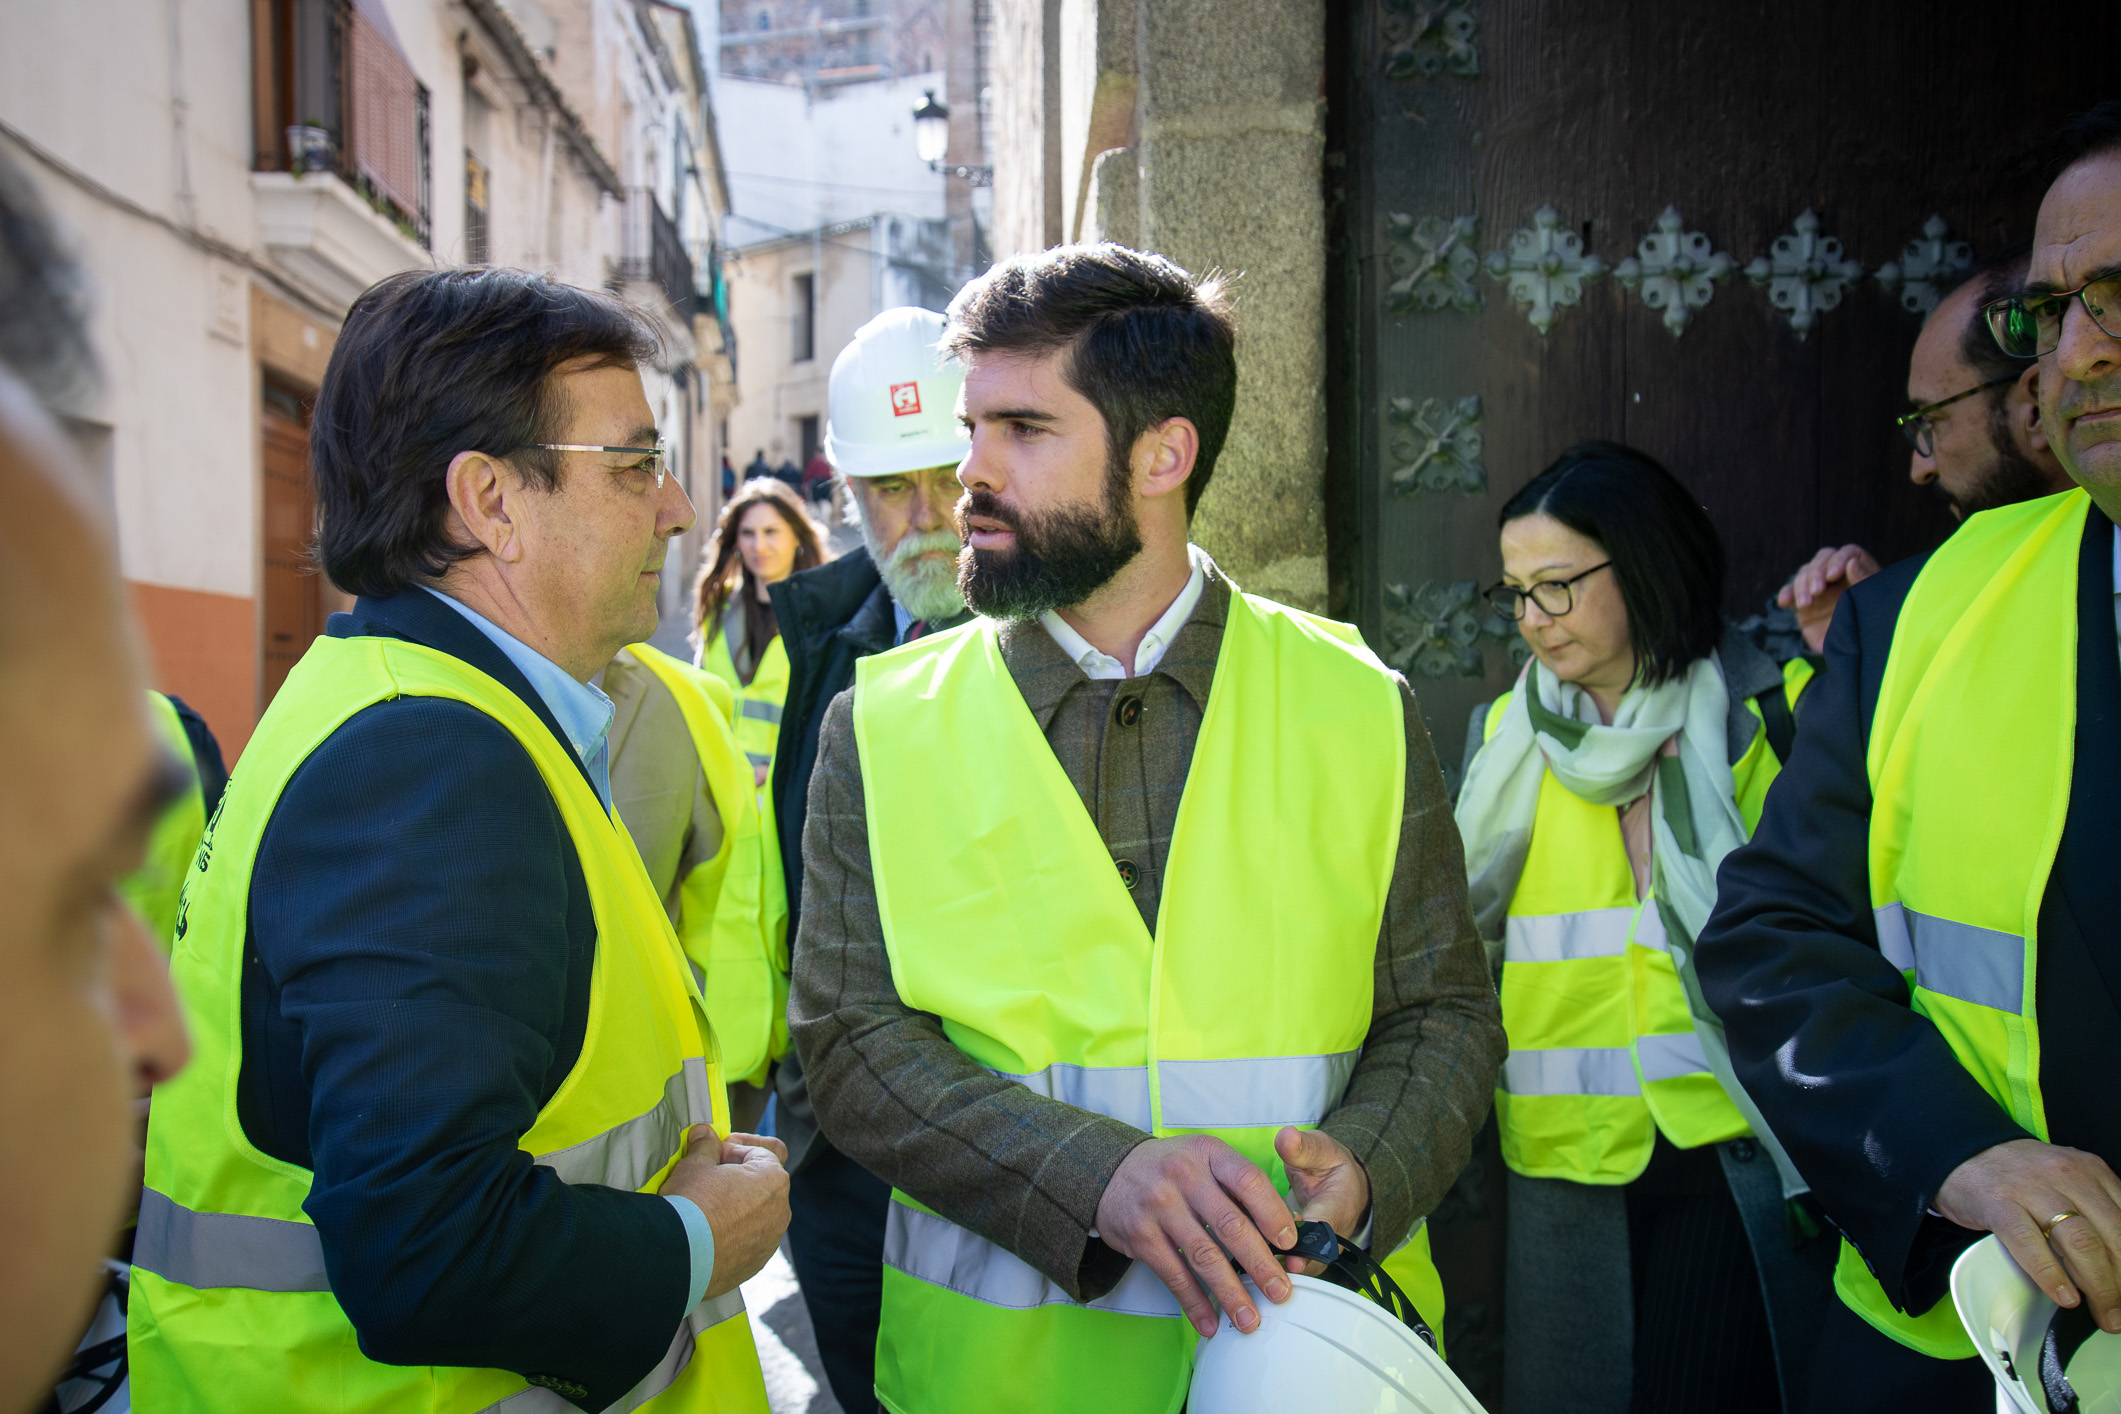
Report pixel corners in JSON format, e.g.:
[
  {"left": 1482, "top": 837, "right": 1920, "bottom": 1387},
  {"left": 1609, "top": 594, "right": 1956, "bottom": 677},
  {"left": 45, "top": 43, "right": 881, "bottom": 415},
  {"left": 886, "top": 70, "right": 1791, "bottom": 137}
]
[
  {"left": 695, "top": 477, "right": 828, "bottom": 789},
  {"left": 1455, "top": 441, "right": 1831, "bottom": 1414}
]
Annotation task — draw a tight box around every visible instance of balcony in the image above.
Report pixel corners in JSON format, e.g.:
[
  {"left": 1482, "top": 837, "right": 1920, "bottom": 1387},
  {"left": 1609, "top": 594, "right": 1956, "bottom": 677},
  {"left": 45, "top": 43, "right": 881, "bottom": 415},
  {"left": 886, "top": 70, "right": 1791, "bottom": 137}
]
[
  {"left": 252, "top": 170, "right": 430, "bottom": 309},
  {"left": 254, "top": 0, "right": 431, "bottom": 307},
  {"left": 620, "top": 188, "right": 699, "bottom": 363}
]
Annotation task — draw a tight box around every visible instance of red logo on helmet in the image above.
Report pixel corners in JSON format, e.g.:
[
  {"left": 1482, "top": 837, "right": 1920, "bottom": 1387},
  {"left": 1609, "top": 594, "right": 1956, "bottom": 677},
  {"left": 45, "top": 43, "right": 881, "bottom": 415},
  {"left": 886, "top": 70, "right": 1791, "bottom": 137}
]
[{"left": 890, "top": 382, "right": 922, "bottom": 417}]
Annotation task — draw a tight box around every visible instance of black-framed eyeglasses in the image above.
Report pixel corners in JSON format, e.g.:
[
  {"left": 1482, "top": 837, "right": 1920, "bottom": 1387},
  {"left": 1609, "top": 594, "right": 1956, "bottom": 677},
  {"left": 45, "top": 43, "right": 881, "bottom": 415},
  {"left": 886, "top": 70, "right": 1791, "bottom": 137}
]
[
  {"left": 536, "top": 440, "right": 669, "bottom": 488},
  {"left": 1895, "top": 375, "right": 2018, "bottom": 458},
  {"left": 1484, "top": 561, "right": 1611, "bottom": 621},
  {"left": 1980, "top": 273, "right": 2121, "bottom": 359}
]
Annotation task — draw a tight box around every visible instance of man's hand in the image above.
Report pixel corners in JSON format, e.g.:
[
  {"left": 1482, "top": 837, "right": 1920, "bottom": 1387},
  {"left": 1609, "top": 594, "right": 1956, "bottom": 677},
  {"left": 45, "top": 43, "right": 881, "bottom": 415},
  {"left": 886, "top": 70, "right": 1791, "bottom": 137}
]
[
  {"left": 1275, "top": 1127, "right": 1371, "bottom": 1276},
  {"left": 1936, "top": 1138, "right": 2121, "bottom": 1333},
  {"left": 658, "top": 1126, "right": 791, "bottom": 1300},
  {"left": 1776, "top": 544, "right": 1880, "bottom": 654},
  {"left": 1094, "top": 1135, "right": 1298, "bottom": 1338}
]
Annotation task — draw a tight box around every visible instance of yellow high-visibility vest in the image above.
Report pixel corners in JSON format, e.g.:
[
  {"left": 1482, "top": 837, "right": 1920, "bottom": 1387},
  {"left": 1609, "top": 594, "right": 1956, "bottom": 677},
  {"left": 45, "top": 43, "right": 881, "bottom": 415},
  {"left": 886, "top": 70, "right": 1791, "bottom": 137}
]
[
  {"left": 1836, "top": 488, "right": 2085, "bottom": 1358},
  {"left": 624, "top": 643, "right": 789, "bottom": 1085},
  {"left": 856, "top": 590, "right": 1432, "bottom": 1414},
  {"left": 120, "top": 690, "right": 207, "bottom": 950},
  {"left": 702, "top": 616, "right": 790, "bottom": 779},
  {"left": 1486, "top": 659, "right": 1811, "bottom": 1182},
  {"left": 129, "top": 633, "right": 769, "bottom": 1412}
]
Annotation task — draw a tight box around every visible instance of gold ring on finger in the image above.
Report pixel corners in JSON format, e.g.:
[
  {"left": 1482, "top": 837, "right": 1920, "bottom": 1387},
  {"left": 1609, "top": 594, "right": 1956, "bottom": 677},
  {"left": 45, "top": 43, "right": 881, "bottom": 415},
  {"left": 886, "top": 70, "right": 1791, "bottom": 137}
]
[{"left": 2043, "top": 1212, "right": 2080, "bottom": 1239}]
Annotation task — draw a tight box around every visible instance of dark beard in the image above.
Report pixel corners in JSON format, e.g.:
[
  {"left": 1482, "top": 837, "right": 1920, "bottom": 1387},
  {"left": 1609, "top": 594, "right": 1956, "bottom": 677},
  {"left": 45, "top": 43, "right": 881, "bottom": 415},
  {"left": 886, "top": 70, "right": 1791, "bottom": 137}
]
[
  {"left": 956, "top": 450, "right": 1142, "bottom": 619},
  {"left": 1940, "top": 398, "right": 2061, "bottom": 518}
]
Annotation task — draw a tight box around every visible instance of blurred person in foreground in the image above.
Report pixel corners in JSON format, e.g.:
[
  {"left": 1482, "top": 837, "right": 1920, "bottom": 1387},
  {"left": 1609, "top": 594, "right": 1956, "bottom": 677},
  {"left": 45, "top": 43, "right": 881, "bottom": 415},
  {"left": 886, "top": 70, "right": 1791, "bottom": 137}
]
[
  {"left": 1777, "top": 249, "right": 2072, "bottom": 653},
  {"left": 794, "top": 244, "right": 1503, "bottom": 1413},
  {"left": 128, "top": 267, "right": 786, "bottom": 1412},
  {"left": 766, "top": 306, "right": 973, "bottom": 1413},
  {"left": 1699, "top": 103, "right": 2121, "bottom": 1411},
  {"left": 1458, "top": 442, "right": 1828, "bottom": 1414},
  {"left": 0, "top": 154, "right": 191, "bottom": 1409}
]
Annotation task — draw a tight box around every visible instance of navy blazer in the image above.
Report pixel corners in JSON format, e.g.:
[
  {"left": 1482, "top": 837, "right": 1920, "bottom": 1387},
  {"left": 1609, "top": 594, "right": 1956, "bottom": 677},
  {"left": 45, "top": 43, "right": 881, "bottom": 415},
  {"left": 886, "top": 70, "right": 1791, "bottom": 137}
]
[
  {"left": 1699, "top": 507, "right": 2121, "bottom": 1317},
  {"left": 238, "top": 590, "right": 689, "bottom": 1410}
]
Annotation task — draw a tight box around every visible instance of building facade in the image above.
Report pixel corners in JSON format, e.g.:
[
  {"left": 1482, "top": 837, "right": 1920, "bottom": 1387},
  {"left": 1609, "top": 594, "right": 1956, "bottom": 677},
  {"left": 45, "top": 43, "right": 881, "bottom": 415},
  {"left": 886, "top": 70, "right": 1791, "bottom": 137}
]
[{"left": 0, "top": 0, "right": 733, "bottom": 754}]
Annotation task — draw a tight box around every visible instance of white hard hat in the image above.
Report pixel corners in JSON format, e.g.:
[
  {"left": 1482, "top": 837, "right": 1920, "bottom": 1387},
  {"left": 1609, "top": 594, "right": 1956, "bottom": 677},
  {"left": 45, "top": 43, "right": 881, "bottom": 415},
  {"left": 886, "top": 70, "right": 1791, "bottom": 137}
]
[
  {"left": 1953, "top": 1234, "right": 2121, "bottom": 1413},
  {"left": 1189, "top": 1274, "right": 1483, "bottom": 1413},
  {"left": 823, "top": 306, "right": 969, "bottom": 478}
]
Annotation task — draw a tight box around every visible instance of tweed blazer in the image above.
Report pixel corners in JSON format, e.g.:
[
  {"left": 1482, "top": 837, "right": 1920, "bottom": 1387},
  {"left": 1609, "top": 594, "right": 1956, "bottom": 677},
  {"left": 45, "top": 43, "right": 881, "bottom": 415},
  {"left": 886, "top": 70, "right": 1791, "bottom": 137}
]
[{"left": 790, "top": 559, "right": 1505, "bottom": 1301}]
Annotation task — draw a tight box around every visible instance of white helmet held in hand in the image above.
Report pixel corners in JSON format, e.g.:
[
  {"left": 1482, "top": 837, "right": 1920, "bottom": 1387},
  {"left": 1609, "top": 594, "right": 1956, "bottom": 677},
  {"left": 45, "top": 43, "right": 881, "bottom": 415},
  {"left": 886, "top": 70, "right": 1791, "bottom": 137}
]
[
  {"left": 1189, "top": 1273, "right": 1482, "bottom": 1413},
  {"left": 1954, "top": 1233, "right": 2121, "bottom": 1413},
  {"left": 823, "top": 306, "right": 969, "bottom": 478}
]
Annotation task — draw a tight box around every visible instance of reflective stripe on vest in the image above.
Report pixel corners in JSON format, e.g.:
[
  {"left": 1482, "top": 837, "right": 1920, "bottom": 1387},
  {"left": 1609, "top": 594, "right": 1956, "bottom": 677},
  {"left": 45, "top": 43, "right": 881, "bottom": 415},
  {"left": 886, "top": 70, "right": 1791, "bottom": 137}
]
[
  {"left": 994, "top": 1052, "right": 1360, "bottom": 1133},
  {"left": 473, "top": 1292, "right": 751, "bottom": 1414},
  {"left": 738, "top": 698, "right": 782, "bottom": 724},
  {"left": 1842, "top": 488, "right": 2085, "bottom": 1359},
  {"left": 131, "top": 634, "right": 766, "bottom": 1413},
  {"left": 1504, "top": 906, "right": 1632, "bottom": 963},
  {"left": 856, "top": 588, "right": 1410, "bottom": 1414},
  {"left": 1870, "top": 901, "right": 2025, "bottom": 1013}
]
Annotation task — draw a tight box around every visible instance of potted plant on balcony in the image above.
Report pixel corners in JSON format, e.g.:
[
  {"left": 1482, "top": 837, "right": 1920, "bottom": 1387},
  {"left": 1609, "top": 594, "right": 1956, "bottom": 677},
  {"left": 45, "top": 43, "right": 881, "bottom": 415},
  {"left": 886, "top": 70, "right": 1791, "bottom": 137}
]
[{"left": 285, "top": 121, "right": 333, "bottom": 177}]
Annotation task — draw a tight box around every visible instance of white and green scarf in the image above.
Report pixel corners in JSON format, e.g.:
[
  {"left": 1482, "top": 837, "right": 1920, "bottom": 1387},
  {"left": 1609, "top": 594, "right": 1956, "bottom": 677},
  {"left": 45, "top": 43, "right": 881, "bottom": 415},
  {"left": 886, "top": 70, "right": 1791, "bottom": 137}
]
[{"left": 1456, "top": 652, "right": 1807, "bottom": 1197}]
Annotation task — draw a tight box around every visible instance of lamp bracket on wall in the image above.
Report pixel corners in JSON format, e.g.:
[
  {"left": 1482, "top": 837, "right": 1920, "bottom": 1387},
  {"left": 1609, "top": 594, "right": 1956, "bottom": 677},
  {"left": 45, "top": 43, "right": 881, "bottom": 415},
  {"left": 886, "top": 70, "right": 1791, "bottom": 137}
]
[
  {"left": 1613, "top": 206, "right": 1736, "bottom": 338},
  {"left": 1745, "top": 209, "right": 1863, "bottom": 339},
  {"left": 1387, "top": 394, "right": 1486, "bottom": 494},
  {"left": 1386, "top": 212, "right": 1482, "bottom": 313},
  {"left": 1485, "top": 206, "right": 1607, "bottom": 335},
  {"left": 1874, "top": 214, "right": 1972, "bottom": 315}
]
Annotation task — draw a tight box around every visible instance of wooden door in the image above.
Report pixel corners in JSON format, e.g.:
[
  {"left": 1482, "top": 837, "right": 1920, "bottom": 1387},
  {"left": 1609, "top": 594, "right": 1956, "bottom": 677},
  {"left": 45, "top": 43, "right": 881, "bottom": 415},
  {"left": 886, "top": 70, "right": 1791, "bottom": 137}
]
[
  {"left": 260, "top": 387, "right": 321, "bottom": 709},
  {"left": 1322, "top": 3, "right": 2121, "bottom": 1402}
]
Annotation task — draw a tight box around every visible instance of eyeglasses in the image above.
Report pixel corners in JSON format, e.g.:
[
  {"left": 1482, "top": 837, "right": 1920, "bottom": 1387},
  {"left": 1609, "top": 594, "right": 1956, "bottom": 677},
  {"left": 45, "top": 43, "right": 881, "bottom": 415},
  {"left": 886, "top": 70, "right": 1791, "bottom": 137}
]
[
  {"left": 1980, "top": 273, "right": 2121, "bottom": 359},
  {"left": 1484, "top": 562, "right": 1611, "bottom": 621},
  {"left": 536, "top": 440, "right": 669, "bottom": 488},
  {"left": 1894, "top": 374, "right": 2018, "bottom": 458}
]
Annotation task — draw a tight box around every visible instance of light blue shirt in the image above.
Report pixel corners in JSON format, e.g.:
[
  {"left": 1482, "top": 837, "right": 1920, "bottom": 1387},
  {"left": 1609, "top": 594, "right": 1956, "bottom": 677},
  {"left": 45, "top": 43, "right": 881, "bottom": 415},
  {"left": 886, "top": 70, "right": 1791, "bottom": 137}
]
[
  {"left": 420, "top": 587, "right": 713, "bottom": 1311},
  {"left": 893, "top": 600, "right": 917, "bottom": 646}
]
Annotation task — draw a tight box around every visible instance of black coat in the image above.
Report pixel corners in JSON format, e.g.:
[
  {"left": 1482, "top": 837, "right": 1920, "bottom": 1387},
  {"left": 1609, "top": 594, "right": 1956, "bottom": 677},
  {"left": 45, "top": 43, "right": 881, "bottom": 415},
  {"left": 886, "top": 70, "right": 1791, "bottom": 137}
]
[
  {"left": 1698, "top": 506, "right": 2121, "bottom": 1318},
  {"left": 765, "top": 548, "right": 899, "bottom": 1170},
  {"left": 238, "top": 591, "right": 691, "bottom": 1409}
]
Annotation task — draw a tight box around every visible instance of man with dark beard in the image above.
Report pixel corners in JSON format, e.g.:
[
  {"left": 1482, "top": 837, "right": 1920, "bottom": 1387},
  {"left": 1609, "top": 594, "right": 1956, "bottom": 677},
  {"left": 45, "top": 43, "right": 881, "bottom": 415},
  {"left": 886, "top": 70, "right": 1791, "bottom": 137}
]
[
  {"left": 1779, "top": 251, "right": 2072, "bottom": 651},
  {"left": 763, "top": 306, "right": 973, "bottom": 1414},
  {"left": 790, "top": 244, "right": 1503, "bottom": 1414}
]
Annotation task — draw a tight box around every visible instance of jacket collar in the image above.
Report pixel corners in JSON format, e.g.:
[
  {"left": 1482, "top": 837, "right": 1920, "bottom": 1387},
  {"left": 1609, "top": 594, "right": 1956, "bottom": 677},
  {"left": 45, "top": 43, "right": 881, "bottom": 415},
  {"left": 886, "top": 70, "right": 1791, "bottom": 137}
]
[
  {"left": 327, "top": 589, "right": 595, "bottom": 793},
  {"left": 994, "top": 553, "right": 1234, "bottom": 729},
  {"left": 771, "top": 545, "right": 884, "bottom": 659}
]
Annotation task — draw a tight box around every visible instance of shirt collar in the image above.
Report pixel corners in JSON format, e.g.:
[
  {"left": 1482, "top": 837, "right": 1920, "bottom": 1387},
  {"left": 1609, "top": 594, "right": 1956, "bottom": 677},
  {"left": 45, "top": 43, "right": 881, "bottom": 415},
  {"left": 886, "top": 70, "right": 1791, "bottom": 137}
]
[
  {"left": 420, "top": 587, "right": 616, "bottom": 810},
  {"left": 1036, "top": 544, "right": 1209, "bottom": 680}
]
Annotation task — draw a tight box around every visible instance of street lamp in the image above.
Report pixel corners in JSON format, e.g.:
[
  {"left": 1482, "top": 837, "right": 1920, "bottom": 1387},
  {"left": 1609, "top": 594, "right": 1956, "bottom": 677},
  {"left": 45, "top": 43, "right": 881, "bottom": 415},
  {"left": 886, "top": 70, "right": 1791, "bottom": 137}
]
[
  {"left": 913, "top": 89, "right": 950, "bottom": 166},
  {"left": 912, "top": 88, "right": 993, "bottom": 185}
]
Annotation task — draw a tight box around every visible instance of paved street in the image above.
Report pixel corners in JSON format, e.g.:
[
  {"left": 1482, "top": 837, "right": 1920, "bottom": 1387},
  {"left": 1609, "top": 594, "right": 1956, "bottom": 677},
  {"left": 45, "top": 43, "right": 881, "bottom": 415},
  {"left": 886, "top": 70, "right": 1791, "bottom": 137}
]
[{"left": 742, "top": 1247, "right": 846, "bottom": 1414}]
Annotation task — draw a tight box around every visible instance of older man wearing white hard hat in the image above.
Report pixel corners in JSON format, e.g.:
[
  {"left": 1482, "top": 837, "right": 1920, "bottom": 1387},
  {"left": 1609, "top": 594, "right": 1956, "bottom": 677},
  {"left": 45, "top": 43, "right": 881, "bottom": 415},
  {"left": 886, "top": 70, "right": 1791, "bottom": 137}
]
[{"left": 763, "top": 305, "right": 972, "bottom": 1413}]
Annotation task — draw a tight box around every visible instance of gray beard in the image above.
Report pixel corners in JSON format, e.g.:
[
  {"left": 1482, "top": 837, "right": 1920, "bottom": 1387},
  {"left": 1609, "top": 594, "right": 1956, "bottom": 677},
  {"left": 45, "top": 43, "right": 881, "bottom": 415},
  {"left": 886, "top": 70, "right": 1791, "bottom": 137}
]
[{"left": 861, "top": 521, "right": 967, "bottom": 623}]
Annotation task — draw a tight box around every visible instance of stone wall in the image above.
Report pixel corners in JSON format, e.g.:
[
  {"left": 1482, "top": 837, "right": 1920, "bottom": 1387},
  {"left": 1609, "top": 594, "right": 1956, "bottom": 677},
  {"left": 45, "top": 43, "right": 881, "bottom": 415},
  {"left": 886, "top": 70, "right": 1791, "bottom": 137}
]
[{"left": 986, "top": 0, "right": 1328, "bottom": 611}]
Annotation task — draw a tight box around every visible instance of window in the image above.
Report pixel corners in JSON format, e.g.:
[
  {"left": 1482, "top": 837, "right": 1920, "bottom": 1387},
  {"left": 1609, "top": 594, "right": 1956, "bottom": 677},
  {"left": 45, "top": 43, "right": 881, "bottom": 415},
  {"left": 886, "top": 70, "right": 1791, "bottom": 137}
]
[
  {"left": 798, "top": 415, "right": 821, "bottom": 468},
  {"left": 792, "top": 271, "right": 816, "bottom": 363}
]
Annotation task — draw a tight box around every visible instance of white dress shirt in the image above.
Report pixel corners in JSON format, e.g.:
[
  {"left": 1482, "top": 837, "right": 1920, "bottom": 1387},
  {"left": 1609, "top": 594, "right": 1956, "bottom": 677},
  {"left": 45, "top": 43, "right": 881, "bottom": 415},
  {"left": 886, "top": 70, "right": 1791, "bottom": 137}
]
[{"left": 1038, "top": 543, "right": 1209, "bottom": 679}]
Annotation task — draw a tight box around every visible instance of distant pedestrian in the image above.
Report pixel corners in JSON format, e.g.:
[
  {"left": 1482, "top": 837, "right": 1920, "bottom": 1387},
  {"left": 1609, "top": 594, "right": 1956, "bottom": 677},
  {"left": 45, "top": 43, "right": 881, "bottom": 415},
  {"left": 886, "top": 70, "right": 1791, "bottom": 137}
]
[
  {"left": 802, "top": 447, "right": 832, "bottom": 503},
  {"left": 721, "top": 452, "right": 737, "bottom": 499},
  {"left": 745, "top": 447, "right": 771, "bottom": 483},
  {"left": 772, "top": 455, "right": 802, "bottom": 490},
  {"left": 695, "top": 477, "right": 826, "bottom": 788}
]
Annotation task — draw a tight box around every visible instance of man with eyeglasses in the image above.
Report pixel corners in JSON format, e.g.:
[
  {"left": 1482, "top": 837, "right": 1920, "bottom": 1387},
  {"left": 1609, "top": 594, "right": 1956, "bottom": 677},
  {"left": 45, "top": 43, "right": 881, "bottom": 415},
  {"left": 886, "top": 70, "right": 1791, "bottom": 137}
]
[
  {"left": 1696, "top": 101, "right": 2121, "bottom": 1412},
  {"left": 130, "top": 267, "right": 788, "bottom": 1412},
  {"left": 1775, "top": 248, "right": 2072, "bottom": 653}
]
